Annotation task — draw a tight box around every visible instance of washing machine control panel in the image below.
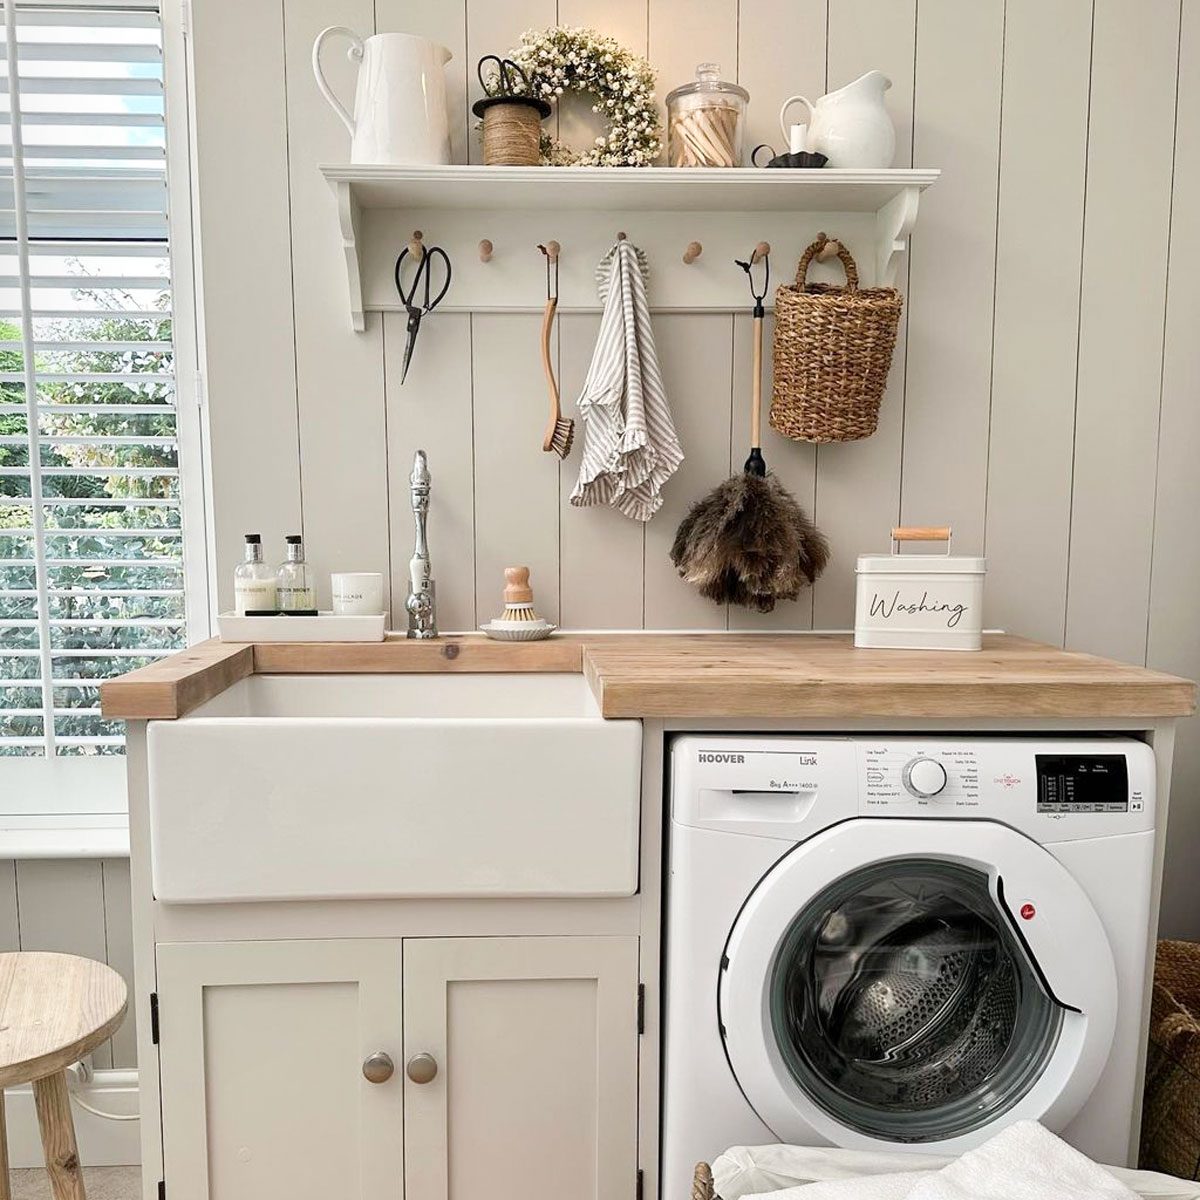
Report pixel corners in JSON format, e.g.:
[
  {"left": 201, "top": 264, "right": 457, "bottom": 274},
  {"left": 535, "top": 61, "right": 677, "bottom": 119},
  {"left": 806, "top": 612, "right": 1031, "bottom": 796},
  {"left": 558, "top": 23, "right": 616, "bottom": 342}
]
[{"left": 853, "top": 737, "right": 1155, "bottom": 835}]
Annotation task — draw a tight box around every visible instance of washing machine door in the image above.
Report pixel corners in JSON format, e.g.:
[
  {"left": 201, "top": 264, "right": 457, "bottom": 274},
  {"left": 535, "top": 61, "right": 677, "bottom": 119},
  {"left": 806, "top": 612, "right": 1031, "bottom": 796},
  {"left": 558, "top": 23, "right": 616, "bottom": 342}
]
[{"left": 720, "top": 818, "right": 1117, "bottom": 1152}]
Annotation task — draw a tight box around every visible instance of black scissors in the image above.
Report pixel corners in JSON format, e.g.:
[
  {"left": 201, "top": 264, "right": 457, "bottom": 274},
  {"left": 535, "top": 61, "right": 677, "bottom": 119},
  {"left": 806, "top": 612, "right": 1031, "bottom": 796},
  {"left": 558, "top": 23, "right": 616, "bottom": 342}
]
[
  {"left": 394, "top": 242, "right": 452, "bottom": 384},
  {"left": 476, "top": 54, "right": 533, "bottom": 99}
]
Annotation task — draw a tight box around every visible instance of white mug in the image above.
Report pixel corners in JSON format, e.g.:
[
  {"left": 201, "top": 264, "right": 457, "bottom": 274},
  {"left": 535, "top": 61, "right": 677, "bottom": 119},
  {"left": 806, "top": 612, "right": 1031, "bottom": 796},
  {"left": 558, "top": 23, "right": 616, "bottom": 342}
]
[
  {"left": 331, "top": 572, "right": 384, "bottom": 616},
  {"left": 312, "top": 27, "right": 452, "bottom": 166}
]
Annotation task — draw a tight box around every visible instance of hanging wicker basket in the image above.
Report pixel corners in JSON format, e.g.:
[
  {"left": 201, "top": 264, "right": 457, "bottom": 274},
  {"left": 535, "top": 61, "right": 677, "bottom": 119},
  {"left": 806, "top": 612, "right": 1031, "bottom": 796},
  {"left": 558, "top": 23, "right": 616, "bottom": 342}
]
[{"left": 770, "top": 232, "right": 902, "bottom": 443}]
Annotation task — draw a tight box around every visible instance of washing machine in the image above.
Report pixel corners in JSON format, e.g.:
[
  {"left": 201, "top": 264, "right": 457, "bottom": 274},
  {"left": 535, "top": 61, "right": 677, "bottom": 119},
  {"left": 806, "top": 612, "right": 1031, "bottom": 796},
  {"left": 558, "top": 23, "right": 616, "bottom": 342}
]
[{"left": 662, "top": 735, "right": 1156, "bottom": 1198}]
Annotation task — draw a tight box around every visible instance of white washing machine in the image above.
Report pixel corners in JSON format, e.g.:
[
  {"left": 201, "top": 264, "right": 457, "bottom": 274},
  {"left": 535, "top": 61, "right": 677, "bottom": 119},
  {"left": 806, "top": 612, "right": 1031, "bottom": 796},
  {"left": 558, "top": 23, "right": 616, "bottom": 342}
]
[{"left": 662, "top": 735, "right": 1156, "bottom": 1199}]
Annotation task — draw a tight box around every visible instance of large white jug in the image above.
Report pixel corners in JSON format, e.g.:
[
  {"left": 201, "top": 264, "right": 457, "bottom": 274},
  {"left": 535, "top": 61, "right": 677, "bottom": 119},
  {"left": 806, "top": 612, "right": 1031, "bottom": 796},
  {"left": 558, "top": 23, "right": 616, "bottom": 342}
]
[
  {"left": 312, "top": 27, "right": 452, "bottom": 165},
  {"left": 780, "top": 71, "right": 895, "bottom": 169}
]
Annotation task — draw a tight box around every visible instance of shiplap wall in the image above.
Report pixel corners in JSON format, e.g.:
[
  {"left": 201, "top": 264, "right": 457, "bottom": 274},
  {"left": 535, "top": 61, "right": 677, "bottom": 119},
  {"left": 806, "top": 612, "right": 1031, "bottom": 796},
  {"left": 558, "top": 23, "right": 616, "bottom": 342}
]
[
  {"left": 0, "top": 859, "right": 136, "bottom": 1069},
  {"left": 185, "top": 0, "right": 1200, "bottom": 934}
]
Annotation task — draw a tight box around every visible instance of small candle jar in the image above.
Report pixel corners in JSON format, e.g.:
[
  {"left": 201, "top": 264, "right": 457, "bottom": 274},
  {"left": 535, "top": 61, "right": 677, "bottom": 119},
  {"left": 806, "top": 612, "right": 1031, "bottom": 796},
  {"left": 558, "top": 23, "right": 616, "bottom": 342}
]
[{"left": 666, "top": 63, "right": 749, "bottom": 168}]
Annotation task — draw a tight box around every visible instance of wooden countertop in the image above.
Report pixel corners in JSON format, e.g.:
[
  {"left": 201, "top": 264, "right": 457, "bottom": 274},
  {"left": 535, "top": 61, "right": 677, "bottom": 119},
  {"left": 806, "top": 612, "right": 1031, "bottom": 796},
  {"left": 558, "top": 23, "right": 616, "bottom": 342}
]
[{"left": 100, "top": 632, "right": 1195, "bottom": 721}]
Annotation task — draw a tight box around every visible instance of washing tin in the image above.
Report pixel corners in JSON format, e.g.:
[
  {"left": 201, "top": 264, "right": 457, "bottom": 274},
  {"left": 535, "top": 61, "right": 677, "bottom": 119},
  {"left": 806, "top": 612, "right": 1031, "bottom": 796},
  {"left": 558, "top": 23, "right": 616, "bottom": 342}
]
[{"left": 854, "top": 526, "right": 985, "bottom": 651}]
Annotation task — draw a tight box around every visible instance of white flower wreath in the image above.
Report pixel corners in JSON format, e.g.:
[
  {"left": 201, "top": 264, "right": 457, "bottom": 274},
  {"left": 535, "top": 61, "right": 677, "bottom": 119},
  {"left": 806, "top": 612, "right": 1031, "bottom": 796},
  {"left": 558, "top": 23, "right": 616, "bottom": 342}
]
[{"left": 508, "top": 26, "right": 661, "bottom": 166}]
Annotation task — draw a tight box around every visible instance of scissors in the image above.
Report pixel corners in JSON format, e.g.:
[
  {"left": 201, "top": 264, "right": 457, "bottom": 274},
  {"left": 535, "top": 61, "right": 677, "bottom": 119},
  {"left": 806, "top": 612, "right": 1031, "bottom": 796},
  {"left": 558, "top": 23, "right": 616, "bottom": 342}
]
[
  {"left": 477, "top": 54, "right": 533, "bottom": 99},
  {"left": 394, "top": 242, "right": 452, "bottom": 384}
]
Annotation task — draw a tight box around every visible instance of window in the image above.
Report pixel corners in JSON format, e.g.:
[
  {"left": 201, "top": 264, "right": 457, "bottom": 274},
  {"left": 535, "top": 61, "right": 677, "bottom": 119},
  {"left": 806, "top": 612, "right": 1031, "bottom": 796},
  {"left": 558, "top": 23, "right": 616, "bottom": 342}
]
[{"left": 0, "top": 2, "right": 204, "bottom": 803}]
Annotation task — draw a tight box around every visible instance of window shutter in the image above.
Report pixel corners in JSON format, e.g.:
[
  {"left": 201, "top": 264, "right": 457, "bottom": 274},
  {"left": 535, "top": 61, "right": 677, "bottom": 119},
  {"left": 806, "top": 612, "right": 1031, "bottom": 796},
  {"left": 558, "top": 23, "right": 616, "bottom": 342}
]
[{"left": 0, "top": 3, "right": 188, "bottom": 758}]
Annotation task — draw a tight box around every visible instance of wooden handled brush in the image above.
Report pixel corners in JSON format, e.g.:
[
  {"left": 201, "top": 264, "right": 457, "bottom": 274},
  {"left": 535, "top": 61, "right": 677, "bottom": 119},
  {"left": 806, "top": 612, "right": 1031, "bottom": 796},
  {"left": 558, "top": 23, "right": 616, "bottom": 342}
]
[{"left": 539, "top": 241, "right": 574, "bottom": 458}]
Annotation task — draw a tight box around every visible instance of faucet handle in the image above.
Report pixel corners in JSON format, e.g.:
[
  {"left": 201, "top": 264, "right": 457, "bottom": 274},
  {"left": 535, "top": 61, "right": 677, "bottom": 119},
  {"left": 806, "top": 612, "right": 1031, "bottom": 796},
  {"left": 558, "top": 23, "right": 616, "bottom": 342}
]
[{"left": 503, "top": 566, "right": 533, "bottom": 604}]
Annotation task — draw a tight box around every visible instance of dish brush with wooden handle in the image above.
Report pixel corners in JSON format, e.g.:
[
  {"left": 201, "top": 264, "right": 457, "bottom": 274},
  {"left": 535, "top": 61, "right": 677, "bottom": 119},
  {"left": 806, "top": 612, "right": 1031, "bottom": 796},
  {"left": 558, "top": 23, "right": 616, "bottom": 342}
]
[{"left": 499, "top": 566, "right": 543, "bottom": 622}]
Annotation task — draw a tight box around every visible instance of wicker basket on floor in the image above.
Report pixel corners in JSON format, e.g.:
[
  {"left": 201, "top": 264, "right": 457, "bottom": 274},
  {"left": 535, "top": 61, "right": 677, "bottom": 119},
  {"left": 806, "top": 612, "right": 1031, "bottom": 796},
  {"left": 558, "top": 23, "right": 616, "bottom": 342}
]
[
  {"left": 1141, "top": 939, "right": 1200, "bottom": 1177},
  {"left": 770, "top": 232, "right": 902, "bottom": 444}
]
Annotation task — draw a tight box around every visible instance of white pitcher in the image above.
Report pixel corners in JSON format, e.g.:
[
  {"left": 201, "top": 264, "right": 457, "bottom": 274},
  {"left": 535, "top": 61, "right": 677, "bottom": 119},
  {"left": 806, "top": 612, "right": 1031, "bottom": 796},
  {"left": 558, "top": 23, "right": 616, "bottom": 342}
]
[
  {"left": 312, "top": 27, "right": 452, "bottom": 166},
  {"left": 780, "top": 71, "right": 895, "bottom": 169}
]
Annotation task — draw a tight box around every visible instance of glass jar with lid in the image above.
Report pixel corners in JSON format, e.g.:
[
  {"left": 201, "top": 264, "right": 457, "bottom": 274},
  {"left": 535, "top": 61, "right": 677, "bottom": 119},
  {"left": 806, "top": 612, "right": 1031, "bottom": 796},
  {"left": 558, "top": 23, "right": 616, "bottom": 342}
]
[{"left": 666, "top": 63, "right": 749, "bottom": 167}]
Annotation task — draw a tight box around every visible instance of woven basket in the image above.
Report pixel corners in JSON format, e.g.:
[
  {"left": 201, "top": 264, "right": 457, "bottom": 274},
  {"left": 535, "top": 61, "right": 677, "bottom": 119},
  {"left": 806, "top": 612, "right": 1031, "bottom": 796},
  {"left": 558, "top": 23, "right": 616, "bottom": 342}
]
[
  {"left": 1141, "top": 939, "right": 1200, "bottom": 1177},
  {"left": 770, "top": 233, "right": 902, "bottom": 444}
]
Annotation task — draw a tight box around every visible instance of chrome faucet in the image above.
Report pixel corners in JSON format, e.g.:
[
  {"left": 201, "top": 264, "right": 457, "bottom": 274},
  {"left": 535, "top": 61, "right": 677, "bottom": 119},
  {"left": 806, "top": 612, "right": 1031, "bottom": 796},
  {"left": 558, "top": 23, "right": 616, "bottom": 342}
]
[{"left": 405, "top": 449, "right": 437, "bottom": 639}]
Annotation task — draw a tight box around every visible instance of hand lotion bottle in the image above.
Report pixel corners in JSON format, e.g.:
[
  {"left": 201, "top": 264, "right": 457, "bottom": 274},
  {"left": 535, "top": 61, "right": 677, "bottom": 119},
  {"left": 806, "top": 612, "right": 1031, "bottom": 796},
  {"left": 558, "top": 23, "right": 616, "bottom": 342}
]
[
  {"left": 233, "top": 534, "right": 277, "bottom": 613},
  {"left": 276, "top": 534, "right": 315, "bottom": 611}
]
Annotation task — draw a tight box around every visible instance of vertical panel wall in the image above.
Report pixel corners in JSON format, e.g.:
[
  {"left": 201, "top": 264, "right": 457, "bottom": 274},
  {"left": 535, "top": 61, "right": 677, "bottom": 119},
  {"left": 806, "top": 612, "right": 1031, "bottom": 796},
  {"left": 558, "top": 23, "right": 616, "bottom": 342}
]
[{"left": 180, "top": 1, "right": 1198, "bottom": 933}]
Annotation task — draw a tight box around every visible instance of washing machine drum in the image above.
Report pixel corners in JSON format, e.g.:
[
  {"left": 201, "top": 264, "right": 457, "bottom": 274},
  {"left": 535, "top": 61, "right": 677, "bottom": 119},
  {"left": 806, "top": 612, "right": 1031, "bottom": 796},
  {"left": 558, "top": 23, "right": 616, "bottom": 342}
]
[{"left": 767, "top": 859, "right": 1063, "bottom": 1142}]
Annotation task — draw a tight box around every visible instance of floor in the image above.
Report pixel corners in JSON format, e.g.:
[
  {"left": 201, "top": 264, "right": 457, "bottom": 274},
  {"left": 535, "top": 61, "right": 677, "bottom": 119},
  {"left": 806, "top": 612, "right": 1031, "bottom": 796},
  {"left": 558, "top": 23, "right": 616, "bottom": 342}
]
[{"left": 9, "top": 1167, "right": 140, "bottom": 1199}]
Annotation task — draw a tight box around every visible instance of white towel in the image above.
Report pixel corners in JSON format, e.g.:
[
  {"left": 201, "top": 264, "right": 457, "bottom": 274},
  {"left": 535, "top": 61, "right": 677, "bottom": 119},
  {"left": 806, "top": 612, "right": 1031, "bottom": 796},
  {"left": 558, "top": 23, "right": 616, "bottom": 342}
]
[
  {"left": 715, "top": 1123, "right": 1186, "bottom": 1200},
  {"left": 569, "top": 239, "right": 683, "bottom": 521},
  {"left": 904, "top": 1122, "right": 1139, "bottom": 1200}
]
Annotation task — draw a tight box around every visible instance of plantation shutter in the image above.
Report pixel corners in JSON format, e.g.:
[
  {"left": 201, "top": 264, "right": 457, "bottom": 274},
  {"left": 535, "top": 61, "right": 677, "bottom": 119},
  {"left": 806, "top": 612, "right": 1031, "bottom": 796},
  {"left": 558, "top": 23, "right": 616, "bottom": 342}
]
[{"left": 0, "top": 3, "right": 189, "bottom": 762}]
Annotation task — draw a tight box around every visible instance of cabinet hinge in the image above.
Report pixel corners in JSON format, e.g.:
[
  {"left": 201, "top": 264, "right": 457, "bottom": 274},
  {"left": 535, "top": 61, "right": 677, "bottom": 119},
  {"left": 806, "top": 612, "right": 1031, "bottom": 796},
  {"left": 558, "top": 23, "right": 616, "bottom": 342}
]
[
  {"left": 636, "top": 1168, "right": 644, "bottom": 1200},
  {"left": 637, "top": 984, "right": 645, "bottom": 1036},
  {"left": 150, "top": 992, "right": 160, "bottom": 1045},
  {"left": 157, "top": 1181, "right": 166, "bottom": 1200}
]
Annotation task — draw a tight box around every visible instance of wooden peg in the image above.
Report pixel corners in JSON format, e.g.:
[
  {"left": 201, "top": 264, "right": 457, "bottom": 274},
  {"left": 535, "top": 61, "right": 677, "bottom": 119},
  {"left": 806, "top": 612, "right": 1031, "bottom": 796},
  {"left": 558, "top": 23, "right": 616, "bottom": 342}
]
[
  {"left": 478, "top": 238, "right": 493, "bottom": 263},
  {"left": 545, "top": 239, "right": 560, "bottom": 261},
  {"left": 616, "top": 231, "right": 627, "bottom": 241},
  {"left": 683, "top": 241, "right": 703, "bottom": 265},
  {"left": 816, "top": 238, "right": 841, "bottom": 262},
  {"left": 503, "top": 566, "right": 533, "bottom": 604},
  {"left": 408, "top": 230, "right": 425, "bottom": 259},
  {"left": 750, "top": 241, "right": 770, "bottom": 264}
]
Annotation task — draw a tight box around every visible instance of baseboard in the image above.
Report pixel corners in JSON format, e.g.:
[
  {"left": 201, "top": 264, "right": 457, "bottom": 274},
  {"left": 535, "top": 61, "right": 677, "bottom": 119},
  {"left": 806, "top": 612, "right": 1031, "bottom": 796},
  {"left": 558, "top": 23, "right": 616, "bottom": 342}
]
[{"left": 4, "top": 1070, "right": 141, "bottom": 1168}]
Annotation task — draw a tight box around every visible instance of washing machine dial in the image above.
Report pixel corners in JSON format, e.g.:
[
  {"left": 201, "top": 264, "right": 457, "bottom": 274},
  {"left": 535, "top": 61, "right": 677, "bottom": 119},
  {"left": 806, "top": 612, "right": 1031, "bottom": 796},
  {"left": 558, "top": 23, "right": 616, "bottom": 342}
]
[{"left": 903, "top": 756, "right": 948, "bottom": 799}]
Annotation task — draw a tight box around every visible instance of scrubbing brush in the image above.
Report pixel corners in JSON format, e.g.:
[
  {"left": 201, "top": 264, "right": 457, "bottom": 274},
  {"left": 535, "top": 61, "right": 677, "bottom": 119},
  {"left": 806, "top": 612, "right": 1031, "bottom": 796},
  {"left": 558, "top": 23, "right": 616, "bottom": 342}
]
[
  {"left": 498, "top": 566, "right": 544, "bottom": 621},
  {"left": 538, "top": 241, "right": 574, "bottom": 459}
]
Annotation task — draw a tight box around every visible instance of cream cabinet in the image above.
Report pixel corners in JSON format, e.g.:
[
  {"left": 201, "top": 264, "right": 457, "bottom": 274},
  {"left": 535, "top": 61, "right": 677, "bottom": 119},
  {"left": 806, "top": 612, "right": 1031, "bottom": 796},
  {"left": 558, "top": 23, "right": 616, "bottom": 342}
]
[{"left": 155, "top": 936, "right": 640, "bottom": 1200}]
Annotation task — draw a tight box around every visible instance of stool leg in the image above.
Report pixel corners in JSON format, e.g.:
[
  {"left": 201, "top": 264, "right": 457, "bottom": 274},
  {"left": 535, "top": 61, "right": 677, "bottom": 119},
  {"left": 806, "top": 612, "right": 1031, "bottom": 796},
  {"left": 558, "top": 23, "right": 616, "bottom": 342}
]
[
  {"left": 0, "top": 1089, "right": 11, "bottom": 1200},
  {"left": 33, "top": 1072, "right": 85, "bottom": 1200}
]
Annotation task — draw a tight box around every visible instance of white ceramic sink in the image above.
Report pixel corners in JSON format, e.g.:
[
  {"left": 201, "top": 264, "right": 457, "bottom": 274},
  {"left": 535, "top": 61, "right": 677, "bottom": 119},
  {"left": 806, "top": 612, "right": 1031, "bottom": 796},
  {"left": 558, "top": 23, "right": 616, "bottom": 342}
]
[{"left": 146, "top": 674, "right": 642, "bottom": 904}]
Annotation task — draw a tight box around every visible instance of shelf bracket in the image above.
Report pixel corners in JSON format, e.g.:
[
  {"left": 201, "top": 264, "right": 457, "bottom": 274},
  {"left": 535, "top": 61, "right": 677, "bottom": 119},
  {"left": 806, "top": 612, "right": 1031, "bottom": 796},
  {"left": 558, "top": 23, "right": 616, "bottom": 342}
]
[
  {"left": 874, "top": 185, "right": 921, "bottom": 287},
  {"left": 332, "top": 178, "right": 366, "bottom": 332}
]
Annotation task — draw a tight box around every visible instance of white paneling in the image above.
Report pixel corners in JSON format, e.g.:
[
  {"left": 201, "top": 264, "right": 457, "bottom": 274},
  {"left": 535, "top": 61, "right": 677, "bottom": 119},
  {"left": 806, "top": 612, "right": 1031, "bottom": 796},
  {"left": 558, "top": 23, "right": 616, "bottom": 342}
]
[
  {"left": 813, "top": 0, "right": 917, "bottom": 628},
  {"left": 737, "top": 0, "right": 825, "bottom": 159},
  {"left": 728, "top": 312, "right": 816, "bottom": 630},
  {"left": 15, "top": 860, "right": 113, "bottom": 1067},
  {"left": 379, "top": 0, "right": 469, "bottom": 167},
  {"left": 0, "top": 861, "right": 17, "bottom": 951},
  {"left": 284, "top": 0, "right": 390, "bottom": 611},
  {"left": 559, "top": 313, "right": 645, "bottom": 629},
  {"left": 103, "top": 859, "right": 138, "bottom": 1069},
  {"left": 471, "top": 315, "right": 562, "bottom": 625},
  {"left": 1149, "top": 0, "right": 1200, "bottom": 939},
  {"left": 901, "top": 0, "right": 1004, "bottom": 551},
  {"left": 1065, "top": 0, "right": 1180, "bottom": 663},
  {"left": 642, "top": 314, "right": 733, "bottom": 629},
  {"left": 984, "top": 0, "right": 1091, "bottom": 645},
  {"left": 385, "top": 312, "right": 478, "bottom": 634},
  {"left": 190, "top": 0, "right": 301, "bottom": 612}
]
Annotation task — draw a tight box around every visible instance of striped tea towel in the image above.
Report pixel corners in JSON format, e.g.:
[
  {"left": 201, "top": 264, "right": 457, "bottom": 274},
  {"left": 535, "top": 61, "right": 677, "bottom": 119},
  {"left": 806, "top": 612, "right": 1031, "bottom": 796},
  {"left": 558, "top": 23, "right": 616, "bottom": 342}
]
[{"left": 569, "top": 239, "right": 683, "bottom": 521}]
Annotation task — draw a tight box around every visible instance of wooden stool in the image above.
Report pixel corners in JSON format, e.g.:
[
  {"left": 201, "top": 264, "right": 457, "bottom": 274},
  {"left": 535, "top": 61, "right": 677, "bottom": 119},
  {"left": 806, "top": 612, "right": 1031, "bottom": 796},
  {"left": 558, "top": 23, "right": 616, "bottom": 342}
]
[{"left": 0, "top": 953, "right": 128, "bottom": 1200}]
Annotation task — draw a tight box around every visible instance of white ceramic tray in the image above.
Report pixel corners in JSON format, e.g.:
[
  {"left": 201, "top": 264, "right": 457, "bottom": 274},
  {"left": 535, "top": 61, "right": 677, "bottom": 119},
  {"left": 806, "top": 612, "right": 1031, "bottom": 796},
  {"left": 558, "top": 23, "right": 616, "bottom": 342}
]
[{"left": 217, "top": 612, "right": 387, "bottom": 643}]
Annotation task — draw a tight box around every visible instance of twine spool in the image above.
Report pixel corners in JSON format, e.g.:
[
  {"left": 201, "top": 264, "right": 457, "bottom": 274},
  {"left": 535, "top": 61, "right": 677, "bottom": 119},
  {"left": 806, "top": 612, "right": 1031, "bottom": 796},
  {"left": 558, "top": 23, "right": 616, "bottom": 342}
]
[{"left": 481, "top": 101, "right": 543, "bottom": 166}]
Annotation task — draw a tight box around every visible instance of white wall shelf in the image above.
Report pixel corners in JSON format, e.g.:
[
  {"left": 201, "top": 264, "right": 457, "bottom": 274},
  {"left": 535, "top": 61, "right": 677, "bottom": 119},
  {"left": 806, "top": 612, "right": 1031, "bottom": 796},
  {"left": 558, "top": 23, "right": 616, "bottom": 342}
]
[{"left": 321, "top": 165, "right": 940, "bottom": 331}]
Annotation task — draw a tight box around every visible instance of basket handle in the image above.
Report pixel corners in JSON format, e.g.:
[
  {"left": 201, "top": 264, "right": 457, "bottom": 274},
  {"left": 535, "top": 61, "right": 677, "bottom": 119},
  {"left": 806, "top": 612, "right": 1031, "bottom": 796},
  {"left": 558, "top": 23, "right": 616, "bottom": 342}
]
[
  {"left": 796, "top": 231, "right": 859, "bottom": 291},
  {"left": 891, "top": 526, "right": 953, "bottom": 556}
]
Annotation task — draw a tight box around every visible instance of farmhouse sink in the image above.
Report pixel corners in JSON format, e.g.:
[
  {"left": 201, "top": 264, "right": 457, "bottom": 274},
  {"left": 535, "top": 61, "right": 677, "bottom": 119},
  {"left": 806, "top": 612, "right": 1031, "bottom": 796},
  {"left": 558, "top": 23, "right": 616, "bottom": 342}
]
[{"left": 146, "top": 674, "right": 642, "bottom": 904}]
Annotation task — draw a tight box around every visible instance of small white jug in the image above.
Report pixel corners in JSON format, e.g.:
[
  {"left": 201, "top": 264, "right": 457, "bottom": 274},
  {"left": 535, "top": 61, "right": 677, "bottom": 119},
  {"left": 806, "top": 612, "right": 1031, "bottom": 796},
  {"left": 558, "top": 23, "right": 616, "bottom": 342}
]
[
  {"left": 312, "top": 27, "right": 452, "bottom": 166},
  {"left": 780, "top": 71, "right": 895, "bottom": 169}
]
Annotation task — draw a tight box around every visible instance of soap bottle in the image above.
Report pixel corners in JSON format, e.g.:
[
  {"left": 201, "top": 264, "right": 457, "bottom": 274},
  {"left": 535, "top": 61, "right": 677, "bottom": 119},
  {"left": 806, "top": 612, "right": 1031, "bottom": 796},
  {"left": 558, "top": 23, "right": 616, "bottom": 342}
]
[
  {"left": 276, "top": 534, "right": 315, "bottom": 611},
  {"left": 233, "top": 534, "right": 277, "bottom": 613}
]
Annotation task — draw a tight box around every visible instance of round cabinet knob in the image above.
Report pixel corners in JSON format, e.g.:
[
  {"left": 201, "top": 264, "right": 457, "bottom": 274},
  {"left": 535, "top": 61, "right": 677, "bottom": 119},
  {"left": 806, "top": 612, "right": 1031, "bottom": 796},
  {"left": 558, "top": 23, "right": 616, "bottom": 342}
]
[
  {"left": 362, "top": 1051, "right": 395, "bottom": 1084},
  {"left": 406, "top": 1052, "right": 439, "bottom": 1085},
  {"left": 903, "top": 757, "right": 948, "bottom": 799}
]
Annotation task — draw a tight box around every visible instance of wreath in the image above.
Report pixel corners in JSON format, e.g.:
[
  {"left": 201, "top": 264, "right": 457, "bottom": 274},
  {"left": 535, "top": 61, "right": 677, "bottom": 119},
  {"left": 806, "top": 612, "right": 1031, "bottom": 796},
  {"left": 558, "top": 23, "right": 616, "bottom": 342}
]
[{"left": 507, "top": 26, "right": 661, "bottom": 166}]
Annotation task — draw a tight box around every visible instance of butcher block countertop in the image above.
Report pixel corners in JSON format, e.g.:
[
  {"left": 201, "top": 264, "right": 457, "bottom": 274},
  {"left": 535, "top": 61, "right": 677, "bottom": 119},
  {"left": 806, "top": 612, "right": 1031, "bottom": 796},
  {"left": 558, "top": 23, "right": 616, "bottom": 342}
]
[{"left": 100, "top": 632, "right": 1195, "bottom": 721}]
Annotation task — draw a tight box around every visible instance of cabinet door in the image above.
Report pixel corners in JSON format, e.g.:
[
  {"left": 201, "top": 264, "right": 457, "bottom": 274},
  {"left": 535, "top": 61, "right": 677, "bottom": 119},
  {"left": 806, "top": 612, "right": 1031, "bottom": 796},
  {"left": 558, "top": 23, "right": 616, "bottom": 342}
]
[
  {"left": 403, "top": 936, "right": 639, "bottom": 1200},
  {"left": 157, "top": 939, "right": 403, "bottom": 1200}
]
